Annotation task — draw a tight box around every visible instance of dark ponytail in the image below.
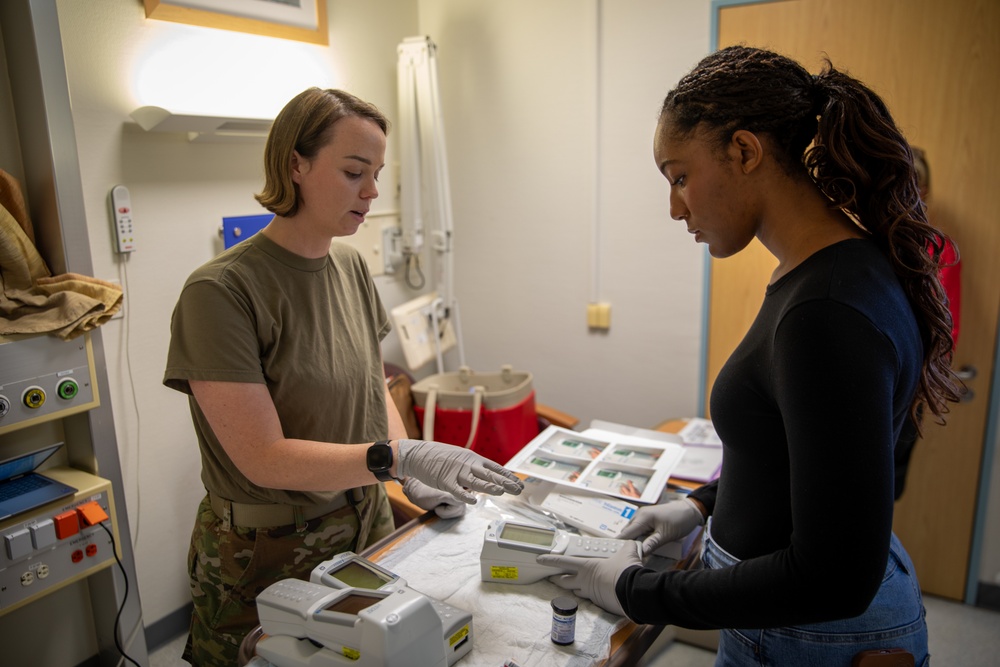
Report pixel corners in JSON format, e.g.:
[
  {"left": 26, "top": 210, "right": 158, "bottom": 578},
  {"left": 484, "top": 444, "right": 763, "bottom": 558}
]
[
  {"left": 806, "top": 63, "right": 961, "bottom": 427},
  {"left": 662, "top": 46, "right": 961, "bottom": 427}
]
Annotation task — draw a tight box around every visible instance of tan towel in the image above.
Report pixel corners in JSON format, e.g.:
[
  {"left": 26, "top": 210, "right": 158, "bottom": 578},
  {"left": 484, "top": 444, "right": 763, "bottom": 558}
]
[
  {"left": 0, "top": 202, "right": 122, "bottom": 340},
  {"left": 0, "top": 169, "right": 34, "bottom": 245}
]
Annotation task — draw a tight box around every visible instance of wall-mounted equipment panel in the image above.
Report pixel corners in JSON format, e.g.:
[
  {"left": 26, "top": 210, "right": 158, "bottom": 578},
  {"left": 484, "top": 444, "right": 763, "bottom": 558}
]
[
  {"left": 0, "top": 334, "right": 99, "bottom": 436},
  {"left": 0, "top": 468, "right": 118, "bottom": 615}
]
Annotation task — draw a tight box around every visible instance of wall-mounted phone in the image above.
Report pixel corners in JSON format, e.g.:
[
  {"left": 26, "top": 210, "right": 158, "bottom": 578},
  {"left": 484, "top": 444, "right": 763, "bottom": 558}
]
[{"left": 109, "top": 185, "right": 135, "bottom": 253}]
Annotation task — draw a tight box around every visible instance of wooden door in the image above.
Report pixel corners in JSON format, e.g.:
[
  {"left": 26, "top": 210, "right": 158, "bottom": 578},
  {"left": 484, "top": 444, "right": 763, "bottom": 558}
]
[{"left": 712, "top": 0, "right": 1000, "bottom": 601}]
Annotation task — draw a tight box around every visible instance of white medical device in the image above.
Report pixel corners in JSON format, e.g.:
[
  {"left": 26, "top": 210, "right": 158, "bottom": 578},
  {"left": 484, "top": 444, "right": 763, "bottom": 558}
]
[
  {"left": 248, "top": 552, "right": 474, "bottom": 667},
  {"left": 480, "top": 519, "right": 632, "bottom": 584},
  {"left": 308, "top": 552, "right": 471, "bottom": 665},
  {"left": 256, "top": 576, "right": 473, "bottom": 667}
]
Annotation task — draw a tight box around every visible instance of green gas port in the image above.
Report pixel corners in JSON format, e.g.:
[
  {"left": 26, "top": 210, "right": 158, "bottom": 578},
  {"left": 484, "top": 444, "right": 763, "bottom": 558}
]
[{"left": 57, "top": 378, "right": 80, "bottom": 400}]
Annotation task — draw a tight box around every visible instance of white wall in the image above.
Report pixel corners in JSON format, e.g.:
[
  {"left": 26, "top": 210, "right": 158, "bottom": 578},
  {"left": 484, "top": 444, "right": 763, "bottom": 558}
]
[{"left": 419, "top": 0, "right": 711, "bottom": 428}]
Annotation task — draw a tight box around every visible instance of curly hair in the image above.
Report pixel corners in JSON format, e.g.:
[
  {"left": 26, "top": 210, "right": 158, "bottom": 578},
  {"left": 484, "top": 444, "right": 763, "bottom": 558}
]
[{"left": 661, "top": 45, "right": 961, "bottom": 427}]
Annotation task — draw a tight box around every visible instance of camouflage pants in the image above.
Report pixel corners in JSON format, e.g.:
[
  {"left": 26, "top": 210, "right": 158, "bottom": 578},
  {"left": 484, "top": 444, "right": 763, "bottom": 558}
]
[{"left": 182, "top": 485, "right": 394, "bottom": 667}]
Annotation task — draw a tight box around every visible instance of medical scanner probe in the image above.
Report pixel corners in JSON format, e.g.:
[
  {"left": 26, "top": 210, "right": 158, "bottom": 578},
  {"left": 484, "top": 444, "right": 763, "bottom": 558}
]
[
  {"left": 480, "top": 519, "right": 635, "bottom": 584},
  {"left": 256, "top": 577, "right": 473, "bottom": 667}
]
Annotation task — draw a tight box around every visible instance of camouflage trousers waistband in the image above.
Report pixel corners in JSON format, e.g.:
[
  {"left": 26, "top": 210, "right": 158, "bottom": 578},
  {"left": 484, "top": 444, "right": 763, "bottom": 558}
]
[{"left": 207, "top": 488, "right": 365, "bottom": 529}]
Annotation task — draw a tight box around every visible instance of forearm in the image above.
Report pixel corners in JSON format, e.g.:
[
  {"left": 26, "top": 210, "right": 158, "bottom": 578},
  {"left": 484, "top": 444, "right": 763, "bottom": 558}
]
[
  {"left": 232, "top": 436, "right": 399, "bottom": 492},
  {"left": 384, "top": 383, "right": 410, "bottom": 441},
  {"left": 191, "top": 379, "right": 398, "bottom": 493}
]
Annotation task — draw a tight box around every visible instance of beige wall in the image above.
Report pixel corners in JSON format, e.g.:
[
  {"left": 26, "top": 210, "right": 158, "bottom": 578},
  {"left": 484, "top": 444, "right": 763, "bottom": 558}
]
[{"left": 418, "top": 0, "right": 710, "bottom": 430}]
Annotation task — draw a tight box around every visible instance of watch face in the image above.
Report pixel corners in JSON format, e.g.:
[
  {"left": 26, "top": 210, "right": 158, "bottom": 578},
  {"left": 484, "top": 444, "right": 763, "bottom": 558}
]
[{"left": 367, "top": 443, "right": 392, "bottom": 471}]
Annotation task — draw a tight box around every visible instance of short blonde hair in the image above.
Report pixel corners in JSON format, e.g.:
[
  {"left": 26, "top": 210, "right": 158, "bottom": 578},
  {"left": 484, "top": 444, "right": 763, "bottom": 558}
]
[{"left": 254, "top": 88, "right": 389, "bottom": 216}]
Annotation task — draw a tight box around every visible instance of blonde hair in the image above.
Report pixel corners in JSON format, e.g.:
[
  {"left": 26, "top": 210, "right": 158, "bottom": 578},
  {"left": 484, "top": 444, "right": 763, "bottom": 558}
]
[{"left": 255, "top": 88, "right": 389, "bottom": 217}]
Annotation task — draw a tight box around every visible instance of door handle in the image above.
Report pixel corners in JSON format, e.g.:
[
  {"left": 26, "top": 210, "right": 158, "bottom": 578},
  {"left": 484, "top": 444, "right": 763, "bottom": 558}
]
[
  {"left": 955, "top": 365, "right": 977, "bottom": 403},
  {"left": 954, "top": 365, "right": 977, "bottom": 381}
]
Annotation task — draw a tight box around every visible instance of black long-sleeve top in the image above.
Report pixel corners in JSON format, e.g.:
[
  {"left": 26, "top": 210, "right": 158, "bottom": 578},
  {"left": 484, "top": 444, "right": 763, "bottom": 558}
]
[{"left": 617, "top": 239, "right": 923, "bottom": 629}]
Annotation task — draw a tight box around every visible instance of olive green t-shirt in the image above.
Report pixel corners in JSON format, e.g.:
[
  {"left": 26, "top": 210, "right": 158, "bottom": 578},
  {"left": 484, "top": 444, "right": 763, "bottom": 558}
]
[{"left": 163, "top": 232, "right": 390, "bottom": 505}]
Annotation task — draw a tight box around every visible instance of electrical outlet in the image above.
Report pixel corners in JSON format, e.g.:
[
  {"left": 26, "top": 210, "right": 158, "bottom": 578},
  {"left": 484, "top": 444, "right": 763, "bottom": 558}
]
[{"left": 587, "top": 302, "right": 611, "bottom": 330}]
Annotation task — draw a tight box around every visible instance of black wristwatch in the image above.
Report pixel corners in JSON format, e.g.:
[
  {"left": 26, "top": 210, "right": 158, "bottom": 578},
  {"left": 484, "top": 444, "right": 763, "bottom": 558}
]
[{"left": 366, "top": 440, "right": 397, "bottom": 482}]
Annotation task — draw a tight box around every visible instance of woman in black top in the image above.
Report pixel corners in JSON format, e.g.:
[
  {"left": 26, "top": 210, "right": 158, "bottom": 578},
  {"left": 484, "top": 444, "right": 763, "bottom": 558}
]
[{"left": 540, "top": 46, "right": 960, "bottom": 666}]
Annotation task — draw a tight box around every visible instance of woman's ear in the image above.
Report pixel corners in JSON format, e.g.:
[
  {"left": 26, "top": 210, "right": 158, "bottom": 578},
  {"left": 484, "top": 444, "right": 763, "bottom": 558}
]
[
  {"left": 290, "top": 150, "right": 308, "bottom": 183},
  {"left": 729, "top": 130, "right": 764, "bottom": 174}
]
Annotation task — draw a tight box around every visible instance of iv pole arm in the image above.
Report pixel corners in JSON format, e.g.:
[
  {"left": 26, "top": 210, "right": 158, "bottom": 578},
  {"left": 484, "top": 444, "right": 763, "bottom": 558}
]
[
  {"left": 397, "top": 36, "right": 466, "bottom": 371},
  {"left": 396, "top": 41, "right": 425, "bottom": 256}
]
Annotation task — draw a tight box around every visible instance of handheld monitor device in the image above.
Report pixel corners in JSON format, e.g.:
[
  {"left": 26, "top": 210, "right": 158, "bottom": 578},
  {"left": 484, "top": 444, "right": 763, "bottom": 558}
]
[
  {"left": 480, "top": 519, "right": 632, "bottom": 584},
  {"left": 311, "top": 551, "right": 405, "bottom": 591}
]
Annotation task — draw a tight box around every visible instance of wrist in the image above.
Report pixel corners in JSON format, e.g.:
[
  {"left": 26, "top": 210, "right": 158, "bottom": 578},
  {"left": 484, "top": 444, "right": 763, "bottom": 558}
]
[
  {"left": 684, "top": 497, "right": 707, "bottom": 524},
  {"left": 367, "top": 440, "right": 400, "bottom": 482},
  {"left": 390, "top": 439, "right": 400, "bottom": 479},
  {"left": 396, "top": 438, "right": 423, "bottom": 478}
]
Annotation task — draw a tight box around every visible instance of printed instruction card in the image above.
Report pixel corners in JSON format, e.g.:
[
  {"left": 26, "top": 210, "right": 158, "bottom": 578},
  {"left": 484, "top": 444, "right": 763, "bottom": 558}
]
[{"left": 506, "top": 424, "right": 685, "bottom": 504}]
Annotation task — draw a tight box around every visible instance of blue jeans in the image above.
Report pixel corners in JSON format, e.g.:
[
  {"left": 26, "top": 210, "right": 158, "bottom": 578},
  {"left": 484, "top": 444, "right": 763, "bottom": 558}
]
[{"left": 702, "top": 520, "right": 929, "bottom": 667}]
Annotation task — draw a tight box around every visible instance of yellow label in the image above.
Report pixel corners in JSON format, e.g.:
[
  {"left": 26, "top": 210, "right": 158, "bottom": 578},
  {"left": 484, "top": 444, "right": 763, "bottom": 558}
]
[
  {"left": 490, "top": 565, "right": 519, "bottom": 580},
  {"left": 448, "top": 624, "right": 470, "bottom": 646},
  {"left": 341, "top": 647, "right": 360, "bottom": 661}
]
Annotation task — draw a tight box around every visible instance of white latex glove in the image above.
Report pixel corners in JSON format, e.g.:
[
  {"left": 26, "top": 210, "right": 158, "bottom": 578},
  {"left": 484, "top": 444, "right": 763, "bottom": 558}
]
[
  {"left": 397, "top": 439, "right": 524, "bottom": 504},
  {"left": 537, "top": 540, "right": 643, "bottom": 617},
  {"left": 401, "top": 477, "right": 466, "bottom": 519},
  {"left": 617, "top": 498, "right": 705, "bottom": 556}
]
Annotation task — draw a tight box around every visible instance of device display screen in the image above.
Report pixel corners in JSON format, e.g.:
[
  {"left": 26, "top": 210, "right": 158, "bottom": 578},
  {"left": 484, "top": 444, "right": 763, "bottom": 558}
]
[
  {"left": 500, "top": 523, "right": 555, "bottom": 548},
  {"left": 329, "top": 561, "right": 392, "bottom": 590},
  {"left": 324, "top": 593, "right": 380, "bottom": 616}
]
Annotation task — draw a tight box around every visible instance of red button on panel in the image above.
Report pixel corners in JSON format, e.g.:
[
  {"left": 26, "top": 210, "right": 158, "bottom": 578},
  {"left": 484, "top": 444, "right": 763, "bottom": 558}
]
[{"left": 54, "top": 510, "right": 80, "bottom": 539}]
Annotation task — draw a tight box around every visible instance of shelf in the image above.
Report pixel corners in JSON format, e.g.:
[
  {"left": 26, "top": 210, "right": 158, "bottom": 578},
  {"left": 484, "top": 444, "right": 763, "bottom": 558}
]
[{"left": 129, "top": 105, "right": 272, "bottom": 142}]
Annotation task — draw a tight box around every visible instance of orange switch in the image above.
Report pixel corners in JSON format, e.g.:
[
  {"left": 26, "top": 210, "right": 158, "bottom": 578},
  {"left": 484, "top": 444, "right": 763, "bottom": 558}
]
[
  {"left": 77, "top": 501, "right": 109, "bottom": 527},
  {"left": 54, "top": 510, "right": 80, "bottom": 539}
]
